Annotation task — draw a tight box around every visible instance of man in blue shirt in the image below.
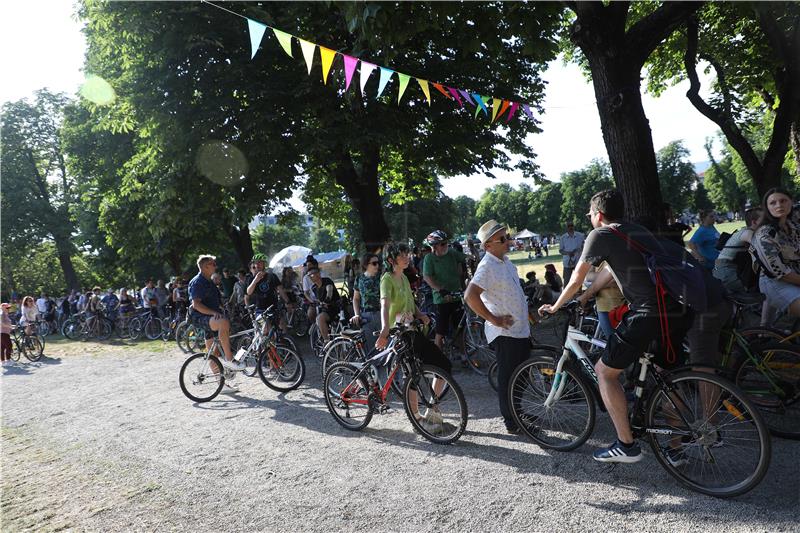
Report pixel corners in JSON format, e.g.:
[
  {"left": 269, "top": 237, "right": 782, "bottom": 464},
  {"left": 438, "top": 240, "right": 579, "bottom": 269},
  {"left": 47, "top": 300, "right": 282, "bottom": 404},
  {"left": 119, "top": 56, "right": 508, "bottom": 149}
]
[
  {"left": 688, "top": 209, "right": 720, "bottom": 269},
  {"left": 189, "top": 254, "right": 242, "bottom": 371}
]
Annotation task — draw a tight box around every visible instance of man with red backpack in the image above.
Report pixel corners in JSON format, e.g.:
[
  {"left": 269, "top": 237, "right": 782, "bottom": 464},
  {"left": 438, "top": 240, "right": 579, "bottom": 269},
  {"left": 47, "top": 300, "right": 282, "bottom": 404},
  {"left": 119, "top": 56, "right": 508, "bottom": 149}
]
[{"left": 539, "top": 190, "right": 694, "bottom": 465}]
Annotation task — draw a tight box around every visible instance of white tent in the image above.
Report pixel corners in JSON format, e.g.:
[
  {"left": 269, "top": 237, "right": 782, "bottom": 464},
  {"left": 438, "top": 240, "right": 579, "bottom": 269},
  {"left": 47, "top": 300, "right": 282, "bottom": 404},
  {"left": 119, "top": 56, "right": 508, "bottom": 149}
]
[
  {"left": 269, "top": 245, "right": 312, "bottom": 270},
  {"left": 514, "top": 229, "right": 539, "bottom": 240}
]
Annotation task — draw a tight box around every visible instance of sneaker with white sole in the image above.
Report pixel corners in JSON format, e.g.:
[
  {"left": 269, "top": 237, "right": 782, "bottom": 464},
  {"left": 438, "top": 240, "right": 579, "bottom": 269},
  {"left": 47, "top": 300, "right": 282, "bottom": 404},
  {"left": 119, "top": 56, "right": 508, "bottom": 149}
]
[
  {"left": 424, "top": 409, "right": 444, "bottom": 426},
  {"left": 664, "top": 446, "right": 689, "bottom": 467},
  {"left": 222, "top": 380, "right": 239, "bottom": 393},
  {"left": 593, "top": 440, "right": 643, "bottom": 463},
  {"left": 219, "top": 358, "right": 246, "bottom": 372}
]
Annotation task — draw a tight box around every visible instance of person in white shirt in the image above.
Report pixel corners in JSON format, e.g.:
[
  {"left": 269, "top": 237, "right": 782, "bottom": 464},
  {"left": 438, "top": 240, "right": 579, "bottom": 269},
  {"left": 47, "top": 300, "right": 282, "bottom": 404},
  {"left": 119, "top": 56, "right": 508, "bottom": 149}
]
[
  {"left": 558, "top": 222, "right": 585, "bottom": 285},
  {"left": 464, "top": 220, "right": 530, "bottom": 434},
  {"left": 36, "top": 293, "right": 49, "bottom": 315}
]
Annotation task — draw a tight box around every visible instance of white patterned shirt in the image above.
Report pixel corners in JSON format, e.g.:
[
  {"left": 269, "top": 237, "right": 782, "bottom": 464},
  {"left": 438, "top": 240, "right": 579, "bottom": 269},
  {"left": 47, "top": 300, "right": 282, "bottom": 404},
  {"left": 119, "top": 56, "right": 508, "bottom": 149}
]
[{"left": 470, "top": 252, "right": 530, "bottom": 344}]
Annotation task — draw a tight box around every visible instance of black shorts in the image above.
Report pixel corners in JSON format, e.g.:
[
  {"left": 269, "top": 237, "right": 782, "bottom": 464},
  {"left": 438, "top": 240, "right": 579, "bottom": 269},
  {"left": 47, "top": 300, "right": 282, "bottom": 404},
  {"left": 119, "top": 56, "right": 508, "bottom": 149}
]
[
  {"left": 434, "top": 302, "right": 463, "bottom": 336},
  {"left": 412, "top": 332, "right": 452, "bottom": 373},
  {"left": 601, "top": 307, "right": 693, "bottom": 370}
]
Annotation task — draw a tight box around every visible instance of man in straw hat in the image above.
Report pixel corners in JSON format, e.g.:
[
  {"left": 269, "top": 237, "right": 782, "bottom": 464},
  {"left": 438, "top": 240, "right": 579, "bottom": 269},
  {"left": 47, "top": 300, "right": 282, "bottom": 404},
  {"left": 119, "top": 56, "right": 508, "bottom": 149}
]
[{"left": 464, "top": 220, "right": 531, "bottom": 434}]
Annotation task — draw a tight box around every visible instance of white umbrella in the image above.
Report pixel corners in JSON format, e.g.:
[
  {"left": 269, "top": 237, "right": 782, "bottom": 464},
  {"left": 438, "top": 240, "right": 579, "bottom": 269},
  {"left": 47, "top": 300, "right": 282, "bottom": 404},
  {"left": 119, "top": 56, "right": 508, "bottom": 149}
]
[{"left": 269, "top": 245, "right": 312, "bottom": 270}]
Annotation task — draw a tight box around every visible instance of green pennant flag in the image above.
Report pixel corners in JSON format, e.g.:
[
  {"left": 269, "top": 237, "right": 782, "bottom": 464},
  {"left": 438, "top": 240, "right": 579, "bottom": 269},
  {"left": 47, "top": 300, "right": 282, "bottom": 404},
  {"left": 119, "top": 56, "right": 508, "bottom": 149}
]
[
  {"left": 272, "top": 28, "right": 293, "bottom": 57},
  {"left": 397, "top": 73, "right": 411, "bottom": 104}
]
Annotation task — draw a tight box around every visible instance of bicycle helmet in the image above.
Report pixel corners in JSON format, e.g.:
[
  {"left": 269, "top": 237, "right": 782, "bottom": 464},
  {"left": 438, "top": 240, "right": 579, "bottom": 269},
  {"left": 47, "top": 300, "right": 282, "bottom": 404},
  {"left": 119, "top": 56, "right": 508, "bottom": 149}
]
[
  {"left": 425, "top": 230, "right": 448, "bottom": 247},
  {"left": 252, "top": 252, "right": 268, "bottom": 262}
]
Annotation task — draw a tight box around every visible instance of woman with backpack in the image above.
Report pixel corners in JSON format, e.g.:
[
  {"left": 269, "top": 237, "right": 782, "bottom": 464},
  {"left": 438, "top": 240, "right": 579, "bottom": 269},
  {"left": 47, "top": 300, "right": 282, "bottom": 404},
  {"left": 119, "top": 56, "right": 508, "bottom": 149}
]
[
  {"left": 750, "top": 188, "right": 800, "bottom": 319},
  {"left": 713, "top": 207, "right": 762, "bottom": 296}
]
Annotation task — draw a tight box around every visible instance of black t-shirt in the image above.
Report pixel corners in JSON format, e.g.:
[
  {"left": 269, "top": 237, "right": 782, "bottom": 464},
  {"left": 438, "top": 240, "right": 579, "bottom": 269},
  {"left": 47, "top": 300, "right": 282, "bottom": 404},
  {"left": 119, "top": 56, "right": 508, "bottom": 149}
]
[
  {"left": 580, "top": 222, "right": 672, "bottom": 314},
  {"left": 314, "top": 278, "right": 341, "bottom": 308},
  {"left": 189, "top": 273, "right": 222, "bottom": 317},
  {"left": 251, "top": 271, "right": 281, "bottom": 310}
]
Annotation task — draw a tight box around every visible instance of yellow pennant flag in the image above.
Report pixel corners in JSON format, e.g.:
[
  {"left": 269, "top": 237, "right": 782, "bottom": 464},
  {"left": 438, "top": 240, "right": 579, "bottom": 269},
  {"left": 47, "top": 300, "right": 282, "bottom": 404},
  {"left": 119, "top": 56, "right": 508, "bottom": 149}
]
[
  {"left": 299, "top": 39, "right": 316, "bottom": 75},
  {"left": 417, "top": 79, "right": 431, "bottom": 105},
  {"left": 491, "top": 98, "right": 502, "bottom": 122},
  {"left": 320, "top": 47, "right": 336, "bottom": 84},
  {"left": 397, "top": 73, "right": 411, "bottom": 104},
  {"left": 272, "top": 28, "right": 293, "bottom": 58}
]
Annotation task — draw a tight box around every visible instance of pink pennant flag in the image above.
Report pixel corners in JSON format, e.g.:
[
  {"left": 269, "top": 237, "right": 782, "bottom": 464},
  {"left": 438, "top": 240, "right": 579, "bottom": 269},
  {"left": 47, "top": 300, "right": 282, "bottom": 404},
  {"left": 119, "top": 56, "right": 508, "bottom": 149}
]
[
  {"left": 522, "top": 103, "right": 533, "bottom": 119},
  {"left": 446, "top": 87, "right": 463, "bottom": 107},
  {"left": 342, "top": 55, "right": 359, "bottom": 91},
  {"left": 505, "top": 102, "right": 520, "bottom": 123}
]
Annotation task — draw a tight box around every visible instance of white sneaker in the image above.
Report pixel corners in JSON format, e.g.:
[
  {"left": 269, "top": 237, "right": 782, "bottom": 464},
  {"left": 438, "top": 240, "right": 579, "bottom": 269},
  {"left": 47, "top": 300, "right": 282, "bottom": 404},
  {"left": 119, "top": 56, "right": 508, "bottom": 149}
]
[
  {"left": 223, "top": 380, "right": 239, "bottom": 393},
  {"left": 219, "top": 358, "right": 246, "bottom": 372},
  {"left": 424, "top": 409, "right": 444, "bottom": 426}
]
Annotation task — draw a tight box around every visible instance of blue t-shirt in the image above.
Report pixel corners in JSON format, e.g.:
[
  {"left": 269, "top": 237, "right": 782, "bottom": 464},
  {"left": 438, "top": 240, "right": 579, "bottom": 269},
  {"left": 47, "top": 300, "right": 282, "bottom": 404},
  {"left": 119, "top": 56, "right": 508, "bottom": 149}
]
[
  {"left": 689, "top": 225, "right": 720, "bottom": 266},
  {"left": 188, "top": 273, "right": 222, "bottom": 317}
]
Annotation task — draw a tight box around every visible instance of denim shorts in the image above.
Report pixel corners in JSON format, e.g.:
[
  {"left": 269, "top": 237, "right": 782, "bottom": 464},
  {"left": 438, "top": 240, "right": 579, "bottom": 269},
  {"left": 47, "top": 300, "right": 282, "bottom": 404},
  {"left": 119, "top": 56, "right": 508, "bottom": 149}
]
[
  {"left": 191, "top": 312, "right": 218, "bottom": 338},
  {"left": 760, "top": 276, "right": 800, "bottom": 314}
]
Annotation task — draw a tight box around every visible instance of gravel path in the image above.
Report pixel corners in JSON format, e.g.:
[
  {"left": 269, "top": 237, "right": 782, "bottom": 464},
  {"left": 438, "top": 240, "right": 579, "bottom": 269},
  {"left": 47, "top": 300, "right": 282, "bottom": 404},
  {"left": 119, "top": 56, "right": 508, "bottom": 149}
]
[{"left": 1, "top": 339, "right": 798, "bottom": 532}]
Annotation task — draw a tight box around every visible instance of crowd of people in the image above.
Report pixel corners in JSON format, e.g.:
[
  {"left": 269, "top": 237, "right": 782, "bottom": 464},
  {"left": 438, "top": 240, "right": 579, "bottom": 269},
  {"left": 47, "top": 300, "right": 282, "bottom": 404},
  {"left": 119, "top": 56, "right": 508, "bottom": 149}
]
[{"left": 3, "top": 187, "right": 799, "bottom": 465}]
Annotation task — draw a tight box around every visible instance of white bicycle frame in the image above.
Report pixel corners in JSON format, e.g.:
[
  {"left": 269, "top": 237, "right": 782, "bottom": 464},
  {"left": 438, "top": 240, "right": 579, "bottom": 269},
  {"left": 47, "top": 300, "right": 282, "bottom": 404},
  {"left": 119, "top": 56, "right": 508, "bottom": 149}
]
[{"left": 543, "top": 325, "right": 606, "bottom": 408}]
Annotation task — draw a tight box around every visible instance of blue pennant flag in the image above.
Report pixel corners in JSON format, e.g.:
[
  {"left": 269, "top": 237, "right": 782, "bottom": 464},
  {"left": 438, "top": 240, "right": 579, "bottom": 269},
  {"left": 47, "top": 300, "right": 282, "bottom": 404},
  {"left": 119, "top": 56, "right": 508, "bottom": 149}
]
[{"left": 247, "top": 19, "right": 268, "bottom": 59}]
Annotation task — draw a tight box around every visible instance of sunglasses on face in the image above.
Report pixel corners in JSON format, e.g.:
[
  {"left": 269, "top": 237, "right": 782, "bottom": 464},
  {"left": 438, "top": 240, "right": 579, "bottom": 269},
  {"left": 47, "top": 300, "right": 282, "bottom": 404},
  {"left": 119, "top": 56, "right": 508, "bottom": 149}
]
[{"left": 487, "top": 235, "right": 508, "bottom": 244}]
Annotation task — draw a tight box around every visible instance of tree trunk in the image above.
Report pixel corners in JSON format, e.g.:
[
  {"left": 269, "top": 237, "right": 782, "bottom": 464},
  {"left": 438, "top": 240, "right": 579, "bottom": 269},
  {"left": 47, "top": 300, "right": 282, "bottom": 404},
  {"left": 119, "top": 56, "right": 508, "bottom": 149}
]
[
  {"left": 333, "top": 146, "right": 391, "bottom": 251},
  {"left": 167, "top": 251, "right": 183, "bottom": 276},
  {"left": 570, "top": 1, "right": 701, "bottom": 226},
  {"left": 53, "top": 235, "right": 80, "bottom": 290},
  {"left": 226, "top": 223, "right": 254, "bottom": 270}
]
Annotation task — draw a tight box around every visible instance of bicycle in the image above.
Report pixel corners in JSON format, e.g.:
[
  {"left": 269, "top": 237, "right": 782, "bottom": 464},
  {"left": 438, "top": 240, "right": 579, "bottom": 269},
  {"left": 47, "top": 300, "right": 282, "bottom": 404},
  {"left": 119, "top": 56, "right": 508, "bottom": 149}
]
[
  {"left": 509, "top": 301, "right": 771, "bottom": 498},
  {"left": 179, "top": 309, "right": 305, "bottom": 402},
  {"left": 130, "top": 308, "right": 163, "bottom": 340},
  {"left": 323, "top": 321, "right": 468, "bottom": 444},
  {"left": 433, "top": 291, "right": 495, "bottom": 375},
  {"left": 309, "top": 302, "right": 347, "bottom": 357},
  {"left": 9, "top": 325, "right": 44, "bottom": 362},
  {"left": 714, "top": 295, "right": 800, "bottom": 439}
]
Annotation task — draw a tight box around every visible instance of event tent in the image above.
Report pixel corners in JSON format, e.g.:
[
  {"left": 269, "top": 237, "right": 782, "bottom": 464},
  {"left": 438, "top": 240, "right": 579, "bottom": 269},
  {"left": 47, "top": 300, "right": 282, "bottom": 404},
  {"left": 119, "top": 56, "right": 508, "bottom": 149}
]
[{"left": 514, "top": 229, "right": 539, "bottom": 240}]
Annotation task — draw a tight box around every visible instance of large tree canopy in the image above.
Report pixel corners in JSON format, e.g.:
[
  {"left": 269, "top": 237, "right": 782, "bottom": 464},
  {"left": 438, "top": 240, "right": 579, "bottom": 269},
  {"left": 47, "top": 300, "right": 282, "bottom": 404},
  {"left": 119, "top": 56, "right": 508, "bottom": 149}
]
[{"left": 73, "top": 0, "right": 565, "bottom": 258}]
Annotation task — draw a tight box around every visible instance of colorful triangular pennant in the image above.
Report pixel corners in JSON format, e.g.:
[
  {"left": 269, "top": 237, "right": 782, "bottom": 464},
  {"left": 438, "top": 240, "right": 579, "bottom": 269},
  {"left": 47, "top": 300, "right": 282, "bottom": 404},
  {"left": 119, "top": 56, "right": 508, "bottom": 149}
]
[
  {"left": 360, "top": 62, "right": 377, "bottom": 95},
  {"left": 247, "top": 19, "right": 268, "bottom": 60},
  {"left": 432, "top": 82, "right": 451, "bottom": 100},
  {"left": 417, "top": 79, "right": 431, "bottom": 105},
  {"left": 397, "top": 73, "right": 410, "bottom": 104},
  {"left": 491, "top": 98, "right": 502, "bottom": 122},
  {"left": 447, "top": 87, "right": 463, "bottom": 107},
  {"left": 342, "top": 55, "right": 359, "bottom": 91},
  {"left": 506, "top": 102, "right": 520, "bottom": 123},
  {"left": 272, "top": 28, "right": 293, "bottom": 57},
  {"left": 377, "top": 67, "right": 394, "bottom": 98},
  {"left": 472, "top": 93, "right": 489, "bottom": 116},
  {"left": 522, "top": 103, "right": 533, "bottom": 119},
  {"left": 459, "top": 89, "right": 473, "bottom": 105},
  {"left": 497, "top": 100, "right": 512, "bottom": 121},
  {"left": 320, "top": 46, "right": 336, "bottom": 84},
  {"left": 299, "top": 39, "right": 316, "bottom": 75}
]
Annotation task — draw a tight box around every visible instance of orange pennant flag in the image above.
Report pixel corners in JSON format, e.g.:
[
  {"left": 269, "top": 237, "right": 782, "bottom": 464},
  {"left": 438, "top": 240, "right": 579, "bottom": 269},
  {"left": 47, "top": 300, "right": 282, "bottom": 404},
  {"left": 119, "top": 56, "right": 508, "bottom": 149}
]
[
  {"left": 432, "top": 82, "right": 451, "bottom": 99},
  {"left": 319, "top": 47, "right": 337, "bottom": 84},
  {"left": 497, "top": 100, "right": 512, "bottom": 121}
]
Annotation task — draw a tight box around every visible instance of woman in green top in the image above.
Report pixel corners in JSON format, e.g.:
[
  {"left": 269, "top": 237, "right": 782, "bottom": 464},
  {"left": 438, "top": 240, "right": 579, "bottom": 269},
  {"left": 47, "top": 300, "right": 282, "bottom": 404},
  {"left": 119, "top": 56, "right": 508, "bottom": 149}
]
[
  {"left": 377, "top": 243, "right": 454, "bottom": 430},
  {"left": 376, "top": 243, "right": 451, "bottom": 370}
]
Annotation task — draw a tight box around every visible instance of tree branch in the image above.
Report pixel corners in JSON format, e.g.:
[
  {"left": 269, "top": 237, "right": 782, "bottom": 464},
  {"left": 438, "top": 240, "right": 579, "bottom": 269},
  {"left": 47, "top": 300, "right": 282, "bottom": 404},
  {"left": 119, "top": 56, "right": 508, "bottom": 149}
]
[
  {"left": 627, "top": 1, "right": 703, "bottom": 67},
  {"left": 699, "top": 53, "right": 733, "bottom": 116},
  {"left": 683, "top": 17, "right": 764, "bottom": 184}
]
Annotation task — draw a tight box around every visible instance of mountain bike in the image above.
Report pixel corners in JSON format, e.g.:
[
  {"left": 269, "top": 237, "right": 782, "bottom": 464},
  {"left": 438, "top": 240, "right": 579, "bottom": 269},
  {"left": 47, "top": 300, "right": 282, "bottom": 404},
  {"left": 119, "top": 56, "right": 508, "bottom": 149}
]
[
  {"left": 323, "top": 321, "right": 468, "bottom": 445},
  {"left": 309, "top": 302, "right": 347, "bottom": 357},
  {"left": 129, "top": 308, "right": 162, "bottom": 340},
  {"left": 509, "top": 301, "right": 771, "bottom": 498},
  {"left": 179, "top": 308, "right": 305, "bottom": 402},
  {"left": 10, "top": 326, "right": 44, "bottom": 362}
]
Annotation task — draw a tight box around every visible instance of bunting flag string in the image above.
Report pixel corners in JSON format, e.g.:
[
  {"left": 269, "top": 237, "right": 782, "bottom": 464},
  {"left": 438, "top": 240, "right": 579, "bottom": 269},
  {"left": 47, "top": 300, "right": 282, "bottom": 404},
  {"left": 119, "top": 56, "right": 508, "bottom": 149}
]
[{"left": 201, "top": 0, "right": 538, "bottom": 125}]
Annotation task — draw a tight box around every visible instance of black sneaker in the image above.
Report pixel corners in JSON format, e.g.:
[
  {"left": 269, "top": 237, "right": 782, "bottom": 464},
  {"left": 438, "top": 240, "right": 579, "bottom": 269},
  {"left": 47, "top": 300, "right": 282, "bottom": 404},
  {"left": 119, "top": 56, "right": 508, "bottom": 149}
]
[
  {"left": 593, "top": 440, "right": 643, "bottom": 463},
  {"left": 664, "top": 447, "right": 689, "bottom": 467},
  {"left": 506, "top": 425, "right": 521, "bottom": 435}
]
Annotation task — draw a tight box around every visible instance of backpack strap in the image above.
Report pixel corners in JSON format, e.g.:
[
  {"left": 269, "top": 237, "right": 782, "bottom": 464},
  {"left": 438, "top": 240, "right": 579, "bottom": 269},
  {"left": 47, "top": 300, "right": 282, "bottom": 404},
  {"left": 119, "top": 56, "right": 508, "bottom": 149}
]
[{"left": 607, "top": 225, "right": 678, "bottom": 364}]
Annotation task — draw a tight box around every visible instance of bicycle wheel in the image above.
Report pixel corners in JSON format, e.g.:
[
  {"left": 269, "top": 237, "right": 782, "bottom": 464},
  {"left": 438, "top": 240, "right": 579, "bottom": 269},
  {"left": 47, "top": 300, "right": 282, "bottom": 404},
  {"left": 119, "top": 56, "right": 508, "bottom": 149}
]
[
  {"left": 509, "top": 356, "right": 596, "bottom": 451},
  {"left": 290, "top": 311, "right": 309, "bottom": 338},
  {"left": 277, "top": 335, "right": 299, "bottom": 355},
  {"left": 403, "top": 364, "right": 468, "bottom": 444},
  {"left": 737, "top": 327, "right": 799, "bottom": 348},
  {"left": 235, "top": 334, "right": 258, "bottom": 377},
  {"left": 646, "top": 370, "right": 771, "bottom": 498},
  {"left": 129, "top": 317, "right": 143, "bottom": 340},
  {"left": 257, "top": 345, "right": 305, "bottom": 392},
  {"left": 309, "top": 323, "right": 323, "bottom": 357},
  {"left": 179, "top": 353, "right": 225, "bottom": 402},
  {"left": 23, "top": 336, "right": 44, "bottom": 362},
  {"left": 734, "top": 344, "right": 800, "bottom": 439},
  {"left": 96, "top": 320, "right": 112, "bottom": 341},
  {"left": 323, "top": 362, "right": 373, "bottom": 431},
  {"left": 144, "top": 317, "right": 163, "bottom": 340},
  {"left": 320, "top": 337, "right": 361, "bottom": 377},
  {"left": 175, "top": 322, "right": 193, "bottom": 352},
  {"left": 37, "top": 321, "right": 50, "bottom": 337},
  {"left": 488, "top": 360, "right": 499, "bottom": 391},
  {"left": 62, "top": 318, "right": 81, "bottom": 340},
  {"left": 464, "top": 318, "right": 494, "bottom": 375},
  {"left": 10, "top": 340, "right": 21, "bottom": 361}
]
